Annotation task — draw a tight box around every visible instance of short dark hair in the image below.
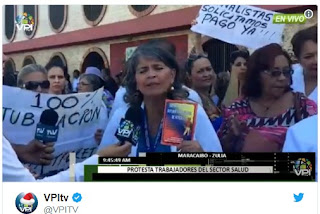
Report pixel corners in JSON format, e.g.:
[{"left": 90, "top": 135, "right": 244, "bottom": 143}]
[
  {"left": 291, "top": 25, "right": 317, "bottom": 58},
  {"left": 144, "top": 39, "right": 176, "bottom": 56},
  {"left": 124, "top": 45, "right": 188, "bottom": 107},
  {"left": 230, "top": 50, "right": 250, "bottom": 64},
  {"left": 215, "top": 71, "right": 230, "bottom": 105},
  {"left": 45, "top": 61, "right": 66, "bottom": 77},
  {"left": 243, "top": 43, "right": 292, "bottom": 98},
  {"left": 73, "top": 69, "right": 80, "bottom": 74}
]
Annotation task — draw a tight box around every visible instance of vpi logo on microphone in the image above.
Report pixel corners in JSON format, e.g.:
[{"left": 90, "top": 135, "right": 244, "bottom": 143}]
[
  {"left": 293, "top": 158, "right": 312, "bottom": 176},
  {"left": 15, "top": 12, "right": 34, "bottom": 32},
  {"left": 118, "top": 120, "right": 134, "bottom": 138}
]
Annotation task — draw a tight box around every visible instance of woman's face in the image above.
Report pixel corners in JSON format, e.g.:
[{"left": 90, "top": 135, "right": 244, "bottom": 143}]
[
  {"left": 135, "top": 57, "right": 176, "bottom": 98},
  {"left": 231, "top": 56, "right": 247, "bottom": 80},
  {"left": 190, "top": 58, "right": 215, "bottom": 90},
  {"left": 48, "top": 67, "right": 66, "bottom": 94},
  {"left": 299, "top": 40, "right": 317, "bottom": 78},
  {"left": 23, "top": 71, "right": 49, "bottom": 93},
  {"left": 78, "top": 77, "right": 93, "bottom": 93},
  {"left": 260, "top": 55, "right": 291, "bottom": 98}
]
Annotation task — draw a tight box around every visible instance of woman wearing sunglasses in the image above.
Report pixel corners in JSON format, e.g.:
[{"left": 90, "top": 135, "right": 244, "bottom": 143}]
[
  {"left": 17, "top": 64, "right": 50, "bottom": 93},
  {"left": 14, "top": 64, "right": 54, "bottom": 166},
  {"left": 218, "top": 43, "right": 317, "bottom": 152}
]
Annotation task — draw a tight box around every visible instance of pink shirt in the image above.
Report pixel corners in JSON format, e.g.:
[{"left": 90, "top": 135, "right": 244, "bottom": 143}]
[{"left": 218, "top": 93, "right": 317, "bottom": 150}]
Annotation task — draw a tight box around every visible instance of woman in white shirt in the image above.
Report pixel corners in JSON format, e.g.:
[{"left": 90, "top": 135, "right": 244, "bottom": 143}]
[
  {"left": 109, "top": 39, "right": 202, "bottom": 119},
  {"left": 99, "top": 44, "right": 222, "bottom": 156},
  {"left": 291, "top": 25, "right": 317, "bottom": 104},
  {"left": 283, "top": 115, "right": 317, "bottom": 152}
]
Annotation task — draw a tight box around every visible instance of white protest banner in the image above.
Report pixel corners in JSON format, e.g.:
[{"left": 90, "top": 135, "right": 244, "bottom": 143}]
[
  {"left": 191, "top": 5, "right": 285, "bottom": 49},
  {"left": 3, "top": 86, "right": 108, "bottom": 177}
]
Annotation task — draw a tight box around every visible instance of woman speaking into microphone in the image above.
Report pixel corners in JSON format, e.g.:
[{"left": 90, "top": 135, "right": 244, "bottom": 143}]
[{"left": 99, "top": 44, "right": 222, "bottom": 157}]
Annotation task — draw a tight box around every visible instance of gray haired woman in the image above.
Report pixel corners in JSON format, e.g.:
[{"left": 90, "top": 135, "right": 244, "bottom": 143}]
[
  {"left": 78, "top": 73, "right": 104, "bottom": 93},
  {"left": 98, "top": 44, "right": 222, "bottom": 157},
  {"left": 78, "top": 73, "right": 114, "bottom": 145},
  {"left": 17, "top": 64, "right": 49, "bottom": 93}
]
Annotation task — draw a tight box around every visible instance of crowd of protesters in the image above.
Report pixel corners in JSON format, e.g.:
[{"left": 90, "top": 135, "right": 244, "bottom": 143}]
[{"left": 2, "top": 23, "right": 317, "bottom": 181}]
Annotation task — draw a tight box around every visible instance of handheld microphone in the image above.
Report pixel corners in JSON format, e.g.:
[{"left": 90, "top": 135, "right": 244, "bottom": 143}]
[
  {"left": 115, "top": 106, "right": 143, "bottom": 146},
  {"left": 35, "top": 109, "right": 59, "bottom": 143}
]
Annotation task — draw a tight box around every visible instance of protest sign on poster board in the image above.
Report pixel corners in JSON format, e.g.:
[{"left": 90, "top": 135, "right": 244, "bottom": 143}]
[
  {"left": 191, "top": 5, "right": 285, "bottom": 49},
  {"left": 2, "top": 86, "right": 108, "bottom": 177}
]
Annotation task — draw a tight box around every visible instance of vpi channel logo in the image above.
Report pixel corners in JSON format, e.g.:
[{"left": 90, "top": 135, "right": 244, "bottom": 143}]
[
  {"left": 118, "top": 119, "right": 134, "bottom": 138},
  {"left": 15, "top": 193, "right": 38, "bottom": 214},
  {"left": 293, "top": 158, "right": 312, "bottom": 176},
  {"left": 15, "top": 12, "right": 34, "bottom": 32}
]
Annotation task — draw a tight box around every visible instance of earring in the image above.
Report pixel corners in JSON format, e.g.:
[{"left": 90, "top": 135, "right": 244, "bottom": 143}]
[
  {"left": 134, "top": 90, "right": 141, "bottom": 97},
  {"left": 171, "top": 86, "right": 174, "bottom": 91}
]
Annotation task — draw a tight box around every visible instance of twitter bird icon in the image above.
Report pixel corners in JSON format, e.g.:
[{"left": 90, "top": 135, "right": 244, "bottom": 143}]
[{"left": 294, "top": 193, "right": 304, "bottom": 202}]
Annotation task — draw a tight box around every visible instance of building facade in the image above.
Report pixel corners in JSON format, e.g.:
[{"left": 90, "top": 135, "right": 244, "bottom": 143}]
[{"left": 3, "top": 5, "right": 318, "bottom": 78}]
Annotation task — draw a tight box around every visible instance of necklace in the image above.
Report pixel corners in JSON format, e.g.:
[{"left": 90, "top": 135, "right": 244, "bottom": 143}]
[
  {"left": 199, "top": 93, "right": 221, "bottom": 115},
  {"left": 256, "top": 98, "right": 279, "bottom": 113},
  {"left": 264, "top": 106, "right": 271, "bottom": 112}
]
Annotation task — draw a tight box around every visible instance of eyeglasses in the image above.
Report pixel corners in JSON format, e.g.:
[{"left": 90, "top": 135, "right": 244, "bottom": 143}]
[
  {"left": 263, "top": 69, "right": 294, "bottom": 78},
  {"left": 23, "top": 80, "right": 50, "bottom": 90},
  {"left": 78, "top": 82, "right": 91, "bottom": 86}
]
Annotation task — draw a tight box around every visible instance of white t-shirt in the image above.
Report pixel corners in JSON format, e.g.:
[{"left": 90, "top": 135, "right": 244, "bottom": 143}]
[
  {"left": 109, "top": 86, "right": 203, "bottom": 118},
  {"left": 99, "top": 103, "right": 222, "bottom": 156},
  {"left": 283, "top": 115, "right": 317, "bottom": 152},
  {"left": 2, "top": 136, "right": 98, "bottom": 182},
  {"left": 291, "top": 64, "right": 317, "bottom": 104},
  {"left": 183, "top": 85, "right": 203, "bottom": 105},
  {"left": 109, "top": 86, "right": 128, "bottom": 119},
  {"left": 72, "top": 78, "right": 79, "bottom": 92}
]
